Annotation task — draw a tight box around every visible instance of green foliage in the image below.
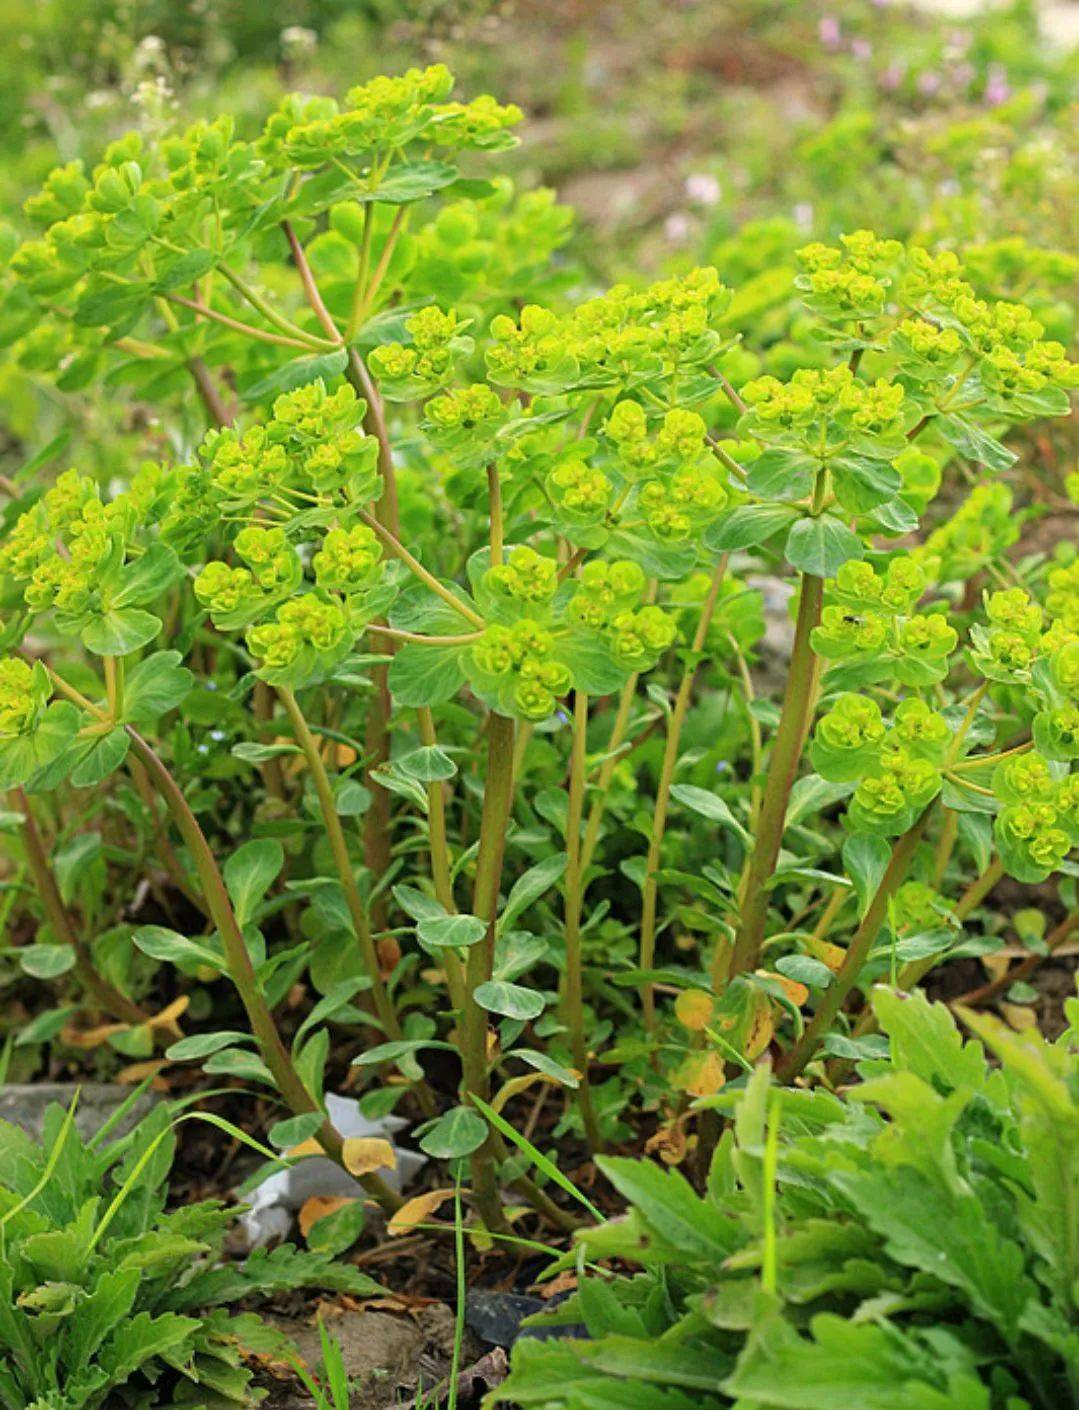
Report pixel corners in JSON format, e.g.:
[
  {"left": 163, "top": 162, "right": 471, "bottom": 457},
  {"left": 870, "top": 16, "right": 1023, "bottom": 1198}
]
[
  {"left": 0, "top": 49, "right": 1073, "bottom": 1241},
  {"left": 0, "top": 1101, "right": 377, "bottom": 1409},
  {"left": 494, "top": 989, "right": 1079, "bottom": 1410}
]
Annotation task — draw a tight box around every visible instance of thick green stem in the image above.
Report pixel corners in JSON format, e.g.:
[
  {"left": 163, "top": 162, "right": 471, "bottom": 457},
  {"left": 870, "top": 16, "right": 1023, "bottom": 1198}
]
[
  {"left": 124, "top": 729, "right": 400, "bottom": 1213},
  {"left": 640, "top": 556, "right": 728, "bottom": 1029},
  {"left": 562, "top": 690, "right": 602, "bottom": 1152},
  {"left": 13, "top": 788, "right": 147, "bottom": 1025},
  {"left": 278, "top": 689, "right": 400, "bottom": 1041},
  {"left": 777, "top": 807, "right": 932, "bottom": 1082},
  {"left": 730, "top": 573, "right": 824, "bottom": 979},
  {"left": 461, "top": 712, "right": 515, "bottom": 1231}
]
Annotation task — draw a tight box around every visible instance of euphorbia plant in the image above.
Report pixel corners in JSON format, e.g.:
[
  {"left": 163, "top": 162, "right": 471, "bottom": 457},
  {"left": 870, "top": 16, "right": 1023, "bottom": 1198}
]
[{"left": 0, "top": 69, "right": 1075, "bottom": 1231}]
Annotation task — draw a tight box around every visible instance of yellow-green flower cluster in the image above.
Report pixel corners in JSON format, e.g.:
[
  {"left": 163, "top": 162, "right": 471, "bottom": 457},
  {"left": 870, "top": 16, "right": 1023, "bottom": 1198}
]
[
  {"left": 274, "top": 66, "right": 494, "bottom": 167},
  {"left": 608, "top": 605, "right": 678, "bottom": 670},
  {"left": 0, "top": 471, "right": 134, "bottom": 624},
  {"left": 312, "top": 525, "right": 382, "bottom": 595},
  {"left": 638, "top": 471, "right": 727, "bottom": 543},
  {"left": 969, "top": 587, "right": 1044, "bottom": 684},
  {"left": 831, "top": 556, "right": 926, "bottom": 615},
  {"left": 1045, "top": 561, "right": 1079, "bottom": 633},
  {"left": 425, "top": 384, "right": 505, "bottom": 437},
  {"left": 740, "top": 366, "right": 907, "bottom": 449},
  {"left": 485, "top": 546, "right": 558, "bottom": 606},
  {"left": 847, "top": 746, "right": 942, "bottom": 837},
  {"left": 604, "top": 404, "right": 710, "bottom": 478},
  {"left": 246, "top": 595, "right": 352, "bottom": 685},
  {"left": 795, "top": 231, "right": 902, "bottom": 319},
  {"left": 992, "top": 746, "right": 1076, "bottom": 881},
  {"left": 194, "top": 528, "right": 304, "bottom": 629},
  {"left": 202, "top": 381, "right": 377, "bottom": 509},
  {"left": 546, "top": 458, "right": 613, "bottom": 525},
  {"left": 566, "top": 560, "right": 646, "bottom": 630},
  {"left": 469, "top": 621, "right": 571, "bottom": 721},
  {"left": 371, "top": 306, "right": 473, "bottom": 398},
  {"left": 486, "top": 305, "right": 566, "bottom": 386},
  {"left": 812, "top": 556, "right": 956, "bottom": 688},
  {"left": 0, "top": 659, "right": 49, "bottom": 740},
  {"left": 812, "top": 692, "right": 951, "bottom": 789}
]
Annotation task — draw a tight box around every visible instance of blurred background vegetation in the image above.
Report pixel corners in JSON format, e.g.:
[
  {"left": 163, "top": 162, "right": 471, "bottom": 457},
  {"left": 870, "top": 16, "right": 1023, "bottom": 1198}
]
[{"left": 0, "top": 0, "right": 1075, "bottom": 460}]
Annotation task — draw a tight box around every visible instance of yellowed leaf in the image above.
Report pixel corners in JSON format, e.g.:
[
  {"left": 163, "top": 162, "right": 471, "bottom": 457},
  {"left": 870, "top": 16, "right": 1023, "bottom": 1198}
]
[
  {"left": 299, "top": 1195, "right": 355, "bottom": 1238},
  {"left": 287, "top": 1137, "right": 324, "bottom": 1159},
  {"left": 388, "top": 1187, "right": 457, "bottom": 1236},
  {"left": 1001, "top": 1002, "right": 1037, "bottom": 1032},
  {"left": 761, "top": 970, "right": 810, "bottom": 1008},
  {"left": 982, "top": 953, "right": 1011, "bottom": 983},
  {"left": 492, "top": 1072, "right": 557, "bottom": 1114},
  {"left": 644, "top": 1118, "right": 688, "bottom": 1165},
  {"left": 62, "top": 1022, "right": 129, "bottom": 1049},
  {"left": 744, "top": 997, "right": 775, "bottom": 1061},
  {"left": 147, "top": 995, "right": 190, "bottom": 1030},
  {"left": 342, "top": 1137, "right": 397, "bottom": 1177},
  {"left": 804, "top": 937, "right": 846, "bottom": 973},
  {"left": 117, "top": 1060, "right": 168, "bottom": 1085},
  {"left": 674, "top": 988, "right": 715, "bottom": 1032}
]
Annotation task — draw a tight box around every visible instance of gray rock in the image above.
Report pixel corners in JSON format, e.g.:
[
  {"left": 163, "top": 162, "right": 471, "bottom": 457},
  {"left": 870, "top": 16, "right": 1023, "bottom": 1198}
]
[{"left": 0, "top": 1082, "right": 157, "bottom": 1142}]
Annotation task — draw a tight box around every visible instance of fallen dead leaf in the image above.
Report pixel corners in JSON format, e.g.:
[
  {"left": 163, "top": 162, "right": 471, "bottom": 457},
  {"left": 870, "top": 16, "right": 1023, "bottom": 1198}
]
[
  {"left": 298, "top": 1195, "right": 355, "bottom": 1238},
  {"left": 388, "top": 1187, "right": 457, "bottom": 1236},
  {"left": 342, "top": 1136, "right": 397, "bottom": 1177},
  {"left": 1001, "top": 1002, "right": 1038, "bottom": 1031}
]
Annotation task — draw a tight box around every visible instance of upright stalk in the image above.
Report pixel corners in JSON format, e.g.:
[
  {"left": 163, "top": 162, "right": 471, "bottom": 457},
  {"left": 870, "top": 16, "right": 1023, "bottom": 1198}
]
[
  {"left": 562, "top": 690, "right": 602, "bottom": 1152},
  {"left": 730, "top": 573, "right": 824, "bottom": 979},
  {"left": 277, "top": 688, "right": 400, "bottom": 1042},
  {"left": 461, "top": 712, "right": 515, "bottom": 1231},
  {"left": 580, "top": 673, "right": 639, "bottom": 875},
  {"left": 13, "top": 788, "right": 147, "bottom": 1025},
  {"left": 639, "top": 556, "right": 728, "bottom": 1030},
  {"left": 124, "top": 728, "right": 400, "bottom": 1213},
  {"left": 281, "top": 225, "right": 400, "bottom": 939},
  {"left": 777, "top": 806, "right": 932, "bottom": 1081},
  {"left": 418, "top": 706, "right": 467, "bottom": 1013}
]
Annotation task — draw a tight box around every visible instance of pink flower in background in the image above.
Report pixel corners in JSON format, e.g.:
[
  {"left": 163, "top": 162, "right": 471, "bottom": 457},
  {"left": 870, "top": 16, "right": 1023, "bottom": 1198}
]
[
  {"left": 819, "top": 15, "right": 842, "bottom": 48},
  {"left": 793, "top": 202, "right": 814, "bottom": 232},
  {"left": 984, "top": 64, "right": 1011, "bottom": 106},
  {"left": 918, "top": 70, "right": 942, "bottom": 96},
  {"left": 881, "top": 62, "right": 905, "bottom": 91},
  {"left": 664, "top": 213, "right": 691, "bottom": 244},
  {"left": 685, "top": 173, "right": 722, "bottom": 206},
  {"left": 851, "top": 38, "right": 872, "bottom": 61}
]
